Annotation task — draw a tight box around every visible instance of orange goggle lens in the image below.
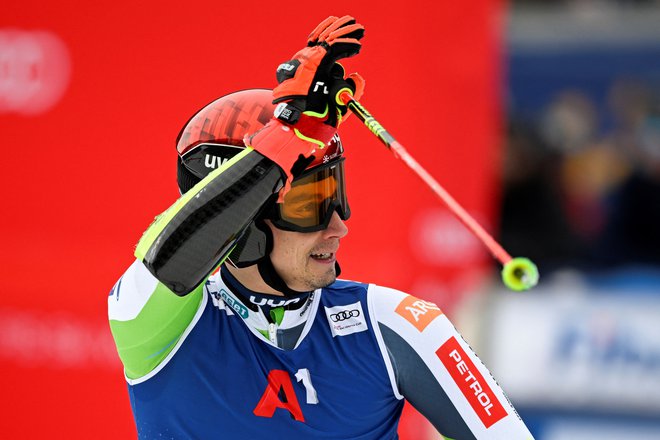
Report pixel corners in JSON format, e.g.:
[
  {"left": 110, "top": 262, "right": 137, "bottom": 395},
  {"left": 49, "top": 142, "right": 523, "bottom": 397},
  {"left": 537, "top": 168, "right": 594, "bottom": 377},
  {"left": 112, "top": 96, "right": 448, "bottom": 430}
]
[{"left": 270, "top": 159, "right": 349, "bottom": 232}]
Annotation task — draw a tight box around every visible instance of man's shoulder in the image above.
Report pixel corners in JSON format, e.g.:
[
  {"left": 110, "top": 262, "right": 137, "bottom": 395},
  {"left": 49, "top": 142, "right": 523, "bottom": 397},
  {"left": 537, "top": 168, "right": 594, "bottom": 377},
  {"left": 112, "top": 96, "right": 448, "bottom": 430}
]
[
  {"left": 326, "top": 280, "right": 412, "bottom": 307},
  {"left": 360, "top": 283, "right": 445, "bottom": 331},
  {"left": 323, "top": 278, "right": 369, "bottom": 296}
]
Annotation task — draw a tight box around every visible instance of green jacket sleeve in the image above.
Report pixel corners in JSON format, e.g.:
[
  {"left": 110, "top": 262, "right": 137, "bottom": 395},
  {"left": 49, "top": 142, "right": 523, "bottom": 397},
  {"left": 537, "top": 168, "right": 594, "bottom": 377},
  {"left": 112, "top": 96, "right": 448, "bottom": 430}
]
[{"left": 108, "top": 260, "right": 205, "bottom": 380}]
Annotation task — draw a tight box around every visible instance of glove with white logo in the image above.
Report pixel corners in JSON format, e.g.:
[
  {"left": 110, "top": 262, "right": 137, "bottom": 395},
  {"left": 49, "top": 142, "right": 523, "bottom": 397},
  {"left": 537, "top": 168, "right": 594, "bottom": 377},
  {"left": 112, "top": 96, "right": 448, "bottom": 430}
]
[
  {"left": 274, "top": 15, "right": 365, "bottom": 126},
  {"left": 245, "top": 15, "right": 365, "bottom": 200}
]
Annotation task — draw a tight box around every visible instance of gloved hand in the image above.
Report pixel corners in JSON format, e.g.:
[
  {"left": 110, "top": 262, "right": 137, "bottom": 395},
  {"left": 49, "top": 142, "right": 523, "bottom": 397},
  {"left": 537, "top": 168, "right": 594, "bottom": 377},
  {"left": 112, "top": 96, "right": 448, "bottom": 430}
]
[
  {"left": 274, "top": 15, "right": 366, "bottom": 126},
  {"left": 245, "top": 15, "right": 366, "bottom": 200}
]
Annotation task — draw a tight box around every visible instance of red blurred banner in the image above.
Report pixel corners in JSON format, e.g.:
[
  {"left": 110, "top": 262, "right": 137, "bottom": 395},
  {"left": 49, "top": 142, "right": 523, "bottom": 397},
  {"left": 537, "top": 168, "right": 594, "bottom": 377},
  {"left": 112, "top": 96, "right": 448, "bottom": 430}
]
[{"left": 0, "top": 1, "right": 503, "bottom": 438}]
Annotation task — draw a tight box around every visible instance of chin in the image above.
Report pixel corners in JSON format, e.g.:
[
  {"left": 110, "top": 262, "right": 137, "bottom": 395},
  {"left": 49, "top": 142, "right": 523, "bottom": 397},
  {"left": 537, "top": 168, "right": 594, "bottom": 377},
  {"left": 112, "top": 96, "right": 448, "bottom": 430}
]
[
  {"left": 317, "top": 272, "right": 338, "bottom": 289},
  {"left": 305, "top": 271, "right": 337, "bottom": 290}
]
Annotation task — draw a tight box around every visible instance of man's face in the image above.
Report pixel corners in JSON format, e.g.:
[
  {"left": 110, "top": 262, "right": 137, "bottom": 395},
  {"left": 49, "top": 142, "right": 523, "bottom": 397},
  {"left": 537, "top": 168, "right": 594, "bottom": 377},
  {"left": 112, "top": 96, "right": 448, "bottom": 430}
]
[{"left": 266, "top": 211, "right": 349, "bottom": 292}]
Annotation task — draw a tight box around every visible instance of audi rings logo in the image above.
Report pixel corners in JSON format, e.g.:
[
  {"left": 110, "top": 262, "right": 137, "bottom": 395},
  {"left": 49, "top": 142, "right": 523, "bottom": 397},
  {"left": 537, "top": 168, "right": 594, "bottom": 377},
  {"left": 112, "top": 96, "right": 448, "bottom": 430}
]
[
  {"left": 324, "top": 302, "right": 368, "bottom": 337},
  {"left": 330, "top": 309, "right": 360, "bottom": 322},
  {"left": 0, "top": 29, "right": 71, "bottom": 115}
]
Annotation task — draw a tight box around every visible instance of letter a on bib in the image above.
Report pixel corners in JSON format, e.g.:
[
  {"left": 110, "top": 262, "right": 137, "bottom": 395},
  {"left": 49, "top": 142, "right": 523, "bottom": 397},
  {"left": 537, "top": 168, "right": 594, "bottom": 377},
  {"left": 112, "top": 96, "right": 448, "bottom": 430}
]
[{"left": 253, "top": 370, "right": 305, "bottom": 422}]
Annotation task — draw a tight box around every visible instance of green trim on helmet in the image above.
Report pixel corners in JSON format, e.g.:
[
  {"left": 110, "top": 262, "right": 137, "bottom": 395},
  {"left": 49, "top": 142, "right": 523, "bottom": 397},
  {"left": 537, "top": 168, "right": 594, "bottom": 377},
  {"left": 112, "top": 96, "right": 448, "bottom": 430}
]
[
  {"left": 135, "top": 147, "right": 254, "bottom": 261},
  {"left": 109, "top": 282, "right": 204, "bottom": 380}
]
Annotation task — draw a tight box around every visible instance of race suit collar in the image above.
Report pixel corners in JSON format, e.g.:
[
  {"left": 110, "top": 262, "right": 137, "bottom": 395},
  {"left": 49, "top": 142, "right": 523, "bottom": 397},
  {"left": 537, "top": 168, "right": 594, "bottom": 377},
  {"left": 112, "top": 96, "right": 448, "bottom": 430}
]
[
  {"left": 215, "top": 265, "right": 320, "bottom": 350},
  {"left": 220, "top": 264, "right": 312, "bottom": 317}
]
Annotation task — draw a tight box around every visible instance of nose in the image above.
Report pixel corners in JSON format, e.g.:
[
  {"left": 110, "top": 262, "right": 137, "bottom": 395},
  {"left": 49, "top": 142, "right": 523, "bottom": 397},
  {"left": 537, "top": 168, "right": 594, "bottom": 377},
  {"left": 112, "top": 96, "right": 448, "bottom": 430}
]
[{"left": 324, "top": 211, "right": 348, "bottom": 239}]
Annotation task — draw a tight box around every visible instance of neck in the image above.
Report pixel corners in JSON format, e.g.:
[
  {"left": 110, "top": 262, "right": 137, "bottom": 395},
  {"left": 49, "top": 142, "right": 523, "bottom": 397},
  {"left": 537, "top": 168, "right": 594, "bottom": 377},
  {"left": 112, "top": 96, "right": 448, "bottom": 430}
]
[{"left": 225, "top": 263, "right": 284, "bottom": 296}]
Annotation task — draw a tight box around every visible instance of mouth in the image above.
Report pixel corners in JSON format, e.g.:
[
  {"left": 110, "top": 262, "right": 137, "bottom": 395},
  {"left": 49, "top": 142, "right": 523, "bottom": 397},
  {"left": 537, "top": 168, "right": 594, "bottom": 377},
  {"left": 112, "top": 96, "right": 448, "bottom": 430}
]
[{"left": 310, "top": 252, "right": 336, "bottom": 263}]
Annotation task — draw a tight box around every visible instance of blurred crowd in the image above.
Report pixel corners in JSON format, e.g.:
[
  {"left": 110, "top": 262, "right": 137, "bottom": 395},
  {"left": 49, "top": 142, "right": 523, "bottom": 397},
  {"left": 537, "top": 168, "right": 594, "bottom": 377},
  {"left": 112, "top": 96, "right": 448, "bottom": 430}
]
[{"left": 499, "top": 78, "right": 660, "bottom": 274}]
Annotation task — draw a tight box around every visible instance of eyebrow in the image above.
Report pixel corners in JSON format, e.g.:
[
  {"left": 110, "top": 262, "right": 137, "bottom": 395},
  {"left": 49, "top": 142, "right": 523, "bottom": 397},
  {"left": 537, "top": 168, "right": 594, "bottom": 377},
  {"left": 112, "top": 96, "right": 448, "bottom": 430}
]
[{"left": 285, "top": 192, "right": 325, "bottom": 204}]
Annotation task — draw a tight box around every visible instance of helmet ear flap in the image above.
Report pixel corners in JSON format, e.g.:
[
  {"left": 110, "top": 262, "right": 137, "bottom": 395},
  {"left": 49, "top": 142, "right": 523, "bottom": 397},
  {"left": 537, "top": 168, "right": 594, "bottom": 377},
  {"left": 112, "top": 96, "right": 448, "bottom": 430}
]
[
  {"left": 227, "top": 216, "right": 273, "bottom": 268},
  {"left": 176, "top": 156, "right": 201, "bottom": 194}
]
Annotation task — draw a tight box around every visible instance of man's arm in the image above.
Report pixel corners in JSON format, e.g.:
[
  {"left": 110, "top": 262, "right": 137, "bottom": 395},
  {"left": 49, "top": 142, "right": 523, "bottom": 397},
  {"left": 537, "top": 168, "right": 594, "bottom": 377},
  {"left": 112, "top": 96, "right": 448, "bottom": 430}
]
[
  {"left": 135, "top": 16, "right": 365, "bottom": 297},
  {"left": 368, "top": 286, "right": 534, "bottom": 440},
  {"left": 108, "top": 148, "right": 283, "bottom": 379},
  {"left": 136, "top": 148, "right": 285, "bottom": 296},
  {"left": 109, "top": 14, "right": 367, "bottom": 378},
  {"left": 108, "top": 260, "right": 205, "bottom": 380}
]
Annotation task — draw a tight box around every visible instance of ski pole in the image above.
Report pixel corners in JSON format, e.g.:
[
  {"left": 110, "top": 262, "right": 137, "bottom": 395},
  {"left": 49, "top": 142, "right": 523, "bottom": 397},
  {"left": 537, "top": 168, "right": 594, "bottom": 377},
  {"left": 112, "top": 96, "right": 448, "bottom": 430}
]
[{"left": 339, "top": 91, "right": 539, "bottom": 291}]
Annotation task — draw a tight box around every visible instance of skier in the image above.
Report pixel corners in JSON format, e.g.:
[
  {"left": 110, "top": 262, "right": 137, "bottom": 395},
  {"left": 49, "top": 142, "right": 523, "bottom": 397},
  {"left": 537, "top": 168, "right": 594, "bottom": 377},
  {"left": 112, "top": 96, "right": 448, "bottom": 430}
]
[{"left": 109, "top": 15, "right": 533, "bottom": 440}]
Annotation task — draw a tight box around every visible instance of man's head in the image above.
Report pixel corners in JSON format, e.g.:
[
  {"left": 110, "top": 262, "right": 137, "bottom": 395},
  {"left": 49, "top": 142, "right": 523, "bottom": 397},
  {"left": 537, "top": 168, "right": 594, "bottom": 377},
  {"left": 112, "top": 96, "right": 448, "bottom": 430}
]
[
  {"left": 265, "top": 211, "right": 348, "bottom": 292},
  {"left": 176, "top": 89, "right": 350, "bottom": 293}
]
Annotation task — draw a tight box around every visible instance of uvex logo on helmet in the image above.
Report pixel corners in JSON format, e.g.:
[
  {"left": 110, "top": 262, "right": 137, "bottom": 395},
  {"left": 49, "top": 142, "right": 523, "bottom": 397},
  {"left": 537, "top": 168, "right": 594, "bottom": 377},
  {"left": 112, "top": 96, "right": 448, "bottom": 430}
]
[
  {"left": 180, "top": 143, "right": 245, "bottom": 180},
  {"left": 204, "top": 154, "right": 230, "bottom": 169}
]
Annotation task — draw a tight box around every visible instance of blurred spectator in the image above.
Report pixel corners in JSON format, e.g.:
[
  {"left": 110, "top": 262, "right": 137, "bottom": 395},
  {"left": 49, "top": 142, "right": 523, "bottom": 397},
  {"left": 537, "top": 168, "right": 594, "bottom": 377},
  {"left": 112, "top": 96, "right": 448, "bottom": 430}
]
[
  {"left": 601, "top": 82, "right": 660, "bottom": 266},
  {"left": 500, "top": 79, "right": 660, "bottom": 272},
  {"left": 499, "top": 118, "right": 584, "bottom": 272},
  {"left": 540, "top": 90, "right": 597, "bottom": 154},
  {"left": 559, "top": 140, "right": 630, "bottom": 261},
  {"left": 606, "top": 79, "right": 653, "bottom": 151}
]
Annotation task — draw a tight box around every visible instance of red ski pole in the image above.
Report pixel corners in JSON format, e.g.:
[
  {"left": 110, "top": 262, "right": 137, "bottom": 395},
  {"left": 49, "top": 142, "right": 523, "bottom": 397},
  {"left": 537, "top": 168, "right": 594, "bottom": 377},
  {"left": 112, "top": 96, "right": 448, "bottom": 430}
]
[{"left": 339, "top": 91, "right": 538, "bottom": 291}]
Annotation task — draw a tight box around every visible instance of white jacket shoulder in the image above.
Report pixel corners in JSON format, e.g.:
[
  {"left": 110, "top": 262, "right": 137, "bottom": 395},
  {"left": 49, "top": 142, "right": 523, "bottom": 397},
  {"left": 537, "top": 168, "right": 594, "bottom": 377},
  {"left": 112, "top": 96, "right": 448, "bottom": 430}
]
[
  {"left": 367, "top": 284, "right": 447, "bottom": 337},
  {"left": 108, "top": 259, "right": 160, "bottom": 322}
]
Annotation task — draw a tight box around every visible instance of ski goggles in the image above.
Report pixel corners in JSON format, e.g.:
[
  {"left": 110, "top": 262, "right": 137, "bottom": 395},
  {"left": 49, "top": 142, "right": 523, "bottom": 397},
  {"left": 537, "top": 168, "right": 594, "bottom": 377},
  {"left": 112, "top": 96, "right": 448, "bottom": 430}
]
[{"left": 267, "top": 159, "right": 350, "bottom": 232}]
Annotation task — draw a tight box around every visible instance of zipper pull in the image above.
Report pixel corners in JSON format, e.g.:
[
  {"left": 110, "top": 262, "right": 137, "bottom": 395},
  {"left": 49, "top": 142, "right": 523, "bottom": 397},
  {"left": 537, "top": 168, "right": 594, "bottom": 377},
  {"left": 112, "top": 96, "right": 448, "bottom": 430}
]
[{"left": 268, "top": 322, "right": 277, "bottom": 345}]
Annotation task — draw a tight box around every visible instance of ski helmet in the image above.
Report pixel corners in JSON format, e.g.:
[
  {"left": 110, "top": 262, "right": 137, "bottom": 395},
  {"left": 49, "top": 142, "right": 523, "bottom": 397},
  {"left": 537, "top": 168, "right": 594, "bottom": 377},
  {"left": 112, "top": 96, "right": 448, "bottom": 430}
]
[{"left": 175, "top": 88, "right": 350, "bottom": 269}]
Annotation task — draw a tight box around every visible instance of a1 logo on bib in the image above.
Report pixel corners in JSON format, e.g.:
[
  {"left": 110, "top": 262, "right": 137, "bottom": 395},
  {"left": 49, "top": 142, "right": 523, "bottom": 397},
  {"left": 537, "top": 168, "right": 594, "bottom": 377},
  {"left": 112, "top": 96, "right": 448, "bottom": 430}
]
[{"left": 324, "top": 302, "right": 368, "bottom": 337}]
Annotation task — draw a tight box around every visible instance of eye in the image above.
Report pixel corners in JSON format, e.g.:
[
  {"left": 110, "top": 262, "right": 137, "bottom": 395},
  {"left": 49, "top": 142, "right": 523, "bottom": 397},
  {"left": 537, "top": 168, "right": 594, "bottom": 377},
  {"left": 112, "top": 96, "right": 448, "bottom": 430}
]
[{"left": 296, "top": 202, "right": 316, "bottom": 215}]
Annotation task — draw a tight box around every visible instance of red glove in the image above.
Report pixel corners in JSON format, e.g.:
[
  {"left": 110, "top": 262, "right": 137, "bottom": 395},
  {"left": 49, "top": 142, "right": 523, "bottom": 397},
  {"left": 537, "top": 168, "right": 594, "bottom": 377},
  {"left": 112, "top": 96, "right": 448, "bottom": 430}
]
[
  {"left": 274, "top": 15, "right": 366, "bottom": 122},
  {"left": 246, "top": 15, "right": 366, "bottom": 200}
]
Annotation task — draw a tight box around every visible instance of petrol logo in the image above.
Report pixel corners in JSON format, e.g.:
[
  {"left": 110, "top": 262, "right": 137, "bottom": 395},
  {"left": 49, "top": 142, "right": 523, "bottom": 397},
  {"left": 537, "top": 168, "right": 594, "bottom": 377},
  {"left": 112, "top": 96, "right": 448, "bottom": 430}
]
[
  {"left": 324, "top": 301, "right": 367, "bottom": 337},
  {"left": 437, "top": 337, "right": 507, "bottom": 428}
]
